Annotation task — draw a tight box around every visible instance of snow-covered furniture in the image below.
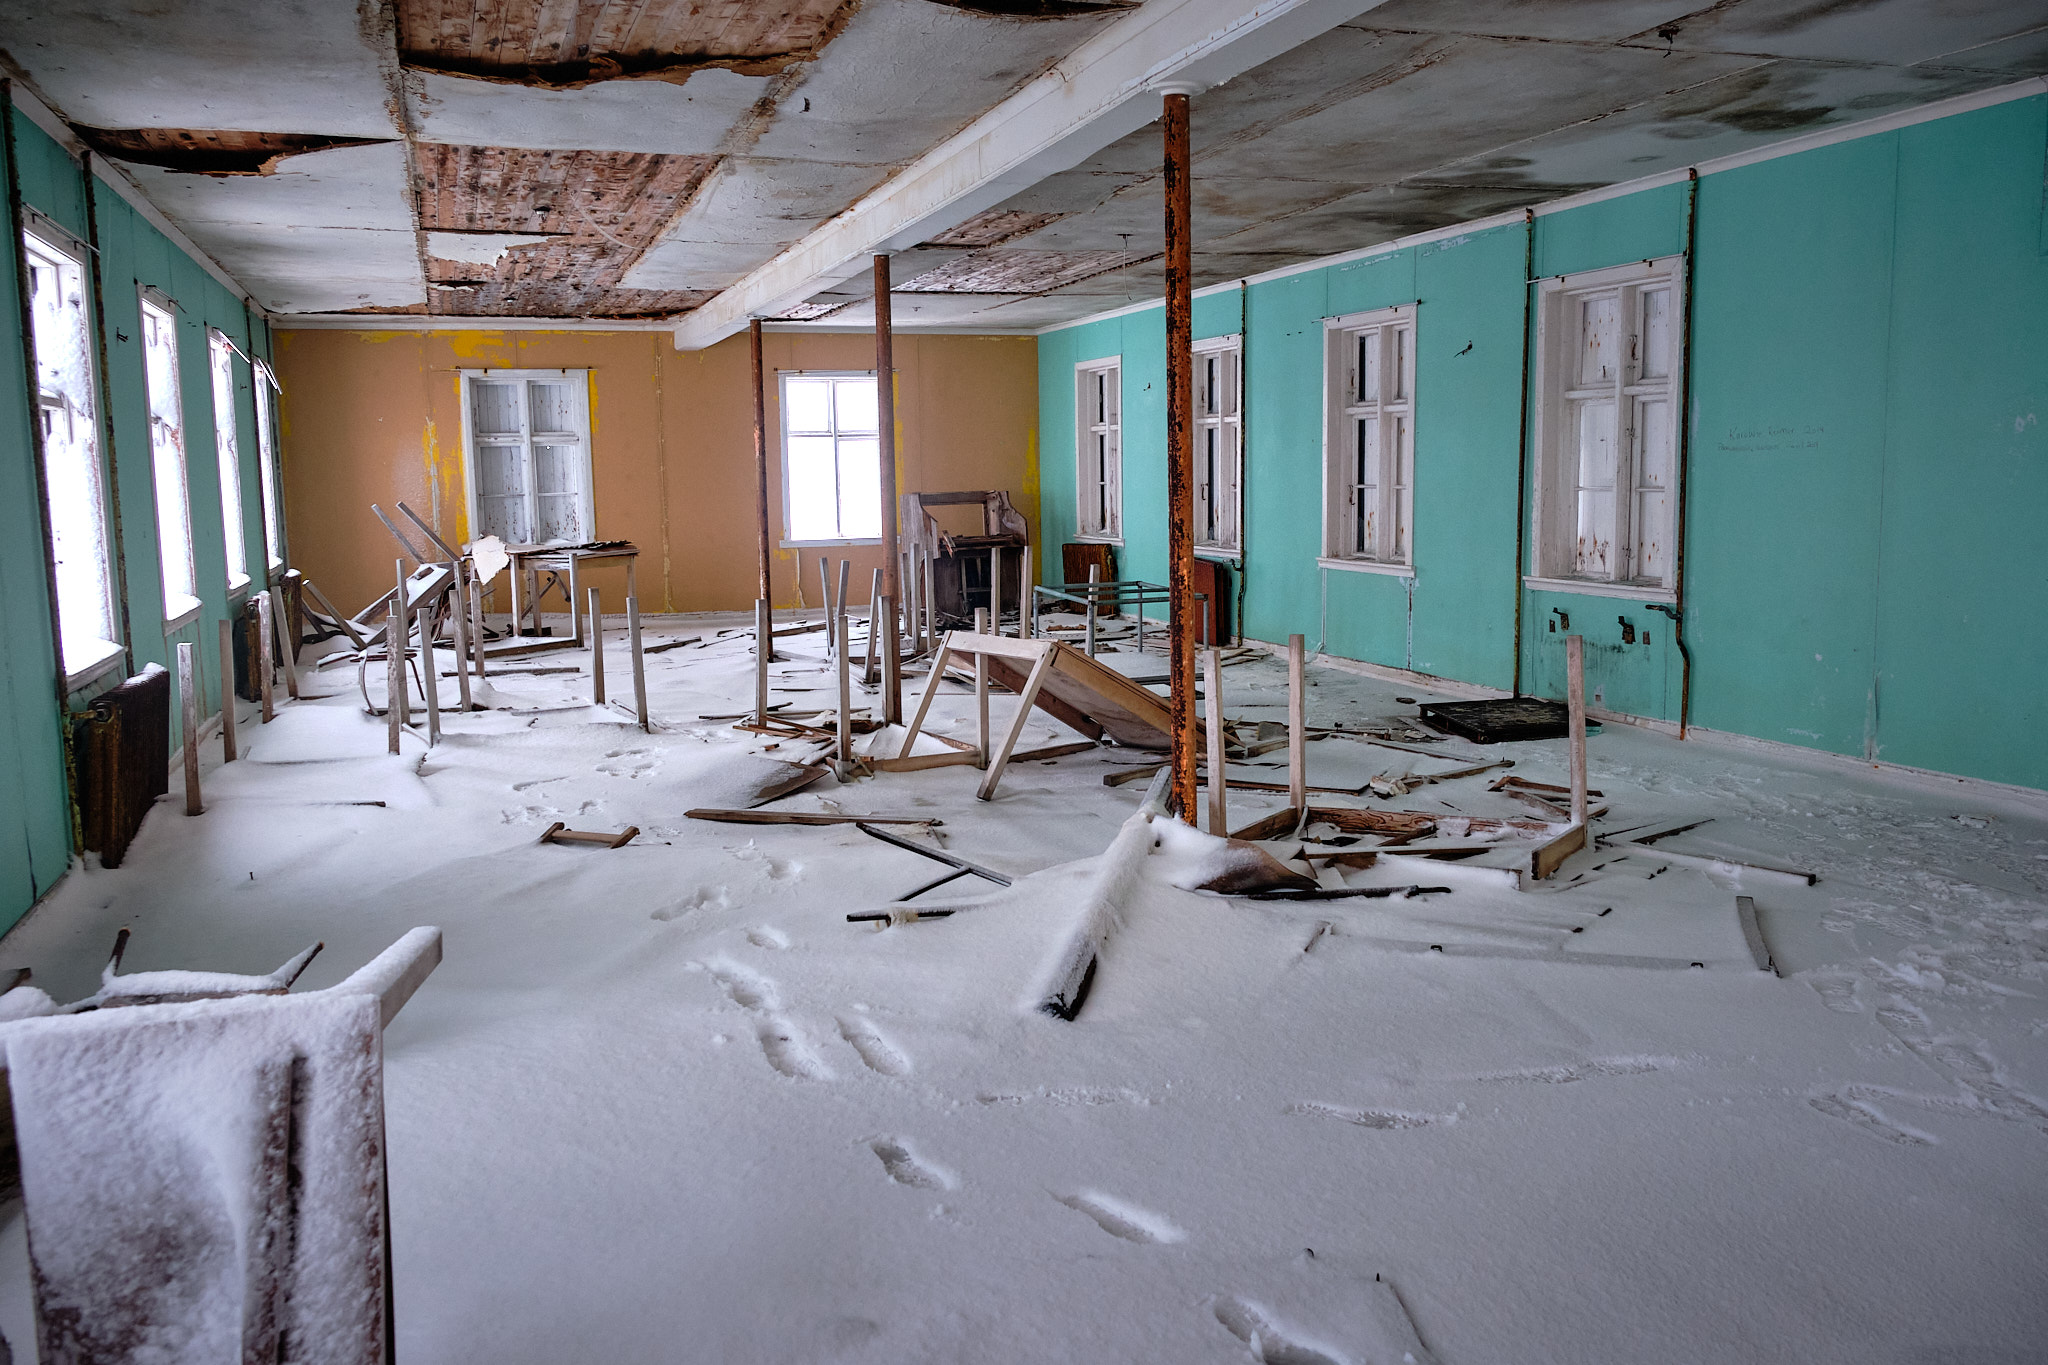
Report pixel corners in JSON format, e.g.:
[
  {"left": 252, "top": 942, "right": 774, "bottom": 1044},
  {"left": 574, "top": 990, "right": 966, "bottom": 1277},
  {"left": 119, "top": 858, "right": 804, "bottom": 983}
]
[{"left": 0, "top": 927, "right": 440, "bottom": 1364}]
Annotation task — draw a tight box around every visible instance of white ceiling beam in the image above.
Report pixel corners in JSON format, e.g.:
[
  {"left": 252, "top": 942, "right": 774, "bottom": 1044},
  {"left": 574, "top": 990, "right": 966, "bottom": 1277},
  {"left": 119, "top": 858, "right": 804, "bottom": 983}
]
[{"left": 671, "top": 0, "right": 1388, "bottom": 350}]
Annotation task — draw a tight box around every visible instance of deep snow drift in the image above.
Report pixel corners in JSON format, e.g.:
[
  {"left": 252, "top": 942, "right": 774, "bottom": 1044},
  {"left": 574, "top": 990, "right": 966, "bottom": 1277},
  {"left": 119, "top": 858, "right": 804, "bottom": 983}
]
[{"left": 1, "top": 611, "right": 2043, "bottom": 1363}]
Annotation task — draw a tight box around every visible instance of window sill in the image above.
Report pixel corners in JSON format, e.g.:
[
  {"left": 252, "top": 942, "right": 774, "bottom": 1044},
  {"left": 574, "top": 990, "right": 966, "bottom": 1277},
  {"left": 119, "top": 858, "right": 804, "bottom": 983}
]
[
  {"left": 1071, "top": 534, "right": 1123, "bottom": 547},
  {"left": 780, "top": 537, "right": 883, "bottom": 549},
  {"left": 63, "top": 639, "right": 126, "bottom": 692},
  {"left": 164, "top": 596, "right": 203, "bottom": 633},
  {"left": 1319, "top": 556, "right": 1413, "bottom": 578},
  {"left": 1522, "top": 575, "right": 1676, "bottom": 605},
  {"left": 1194, "top": 546, "right": 1240, "bottom": 563},
  {"left": 228, "top": 575, "right": 251, "bottom": 600}
]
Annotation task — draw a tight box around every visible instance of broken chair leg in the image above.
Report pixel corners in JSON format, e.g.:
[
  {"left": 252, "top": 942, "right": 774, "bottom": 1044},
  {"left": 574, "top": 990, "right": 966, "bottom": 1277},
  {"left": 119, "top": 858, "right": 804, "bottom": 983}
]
[{"left": 539, "top": 822, "right": 639, "bottom": 849}]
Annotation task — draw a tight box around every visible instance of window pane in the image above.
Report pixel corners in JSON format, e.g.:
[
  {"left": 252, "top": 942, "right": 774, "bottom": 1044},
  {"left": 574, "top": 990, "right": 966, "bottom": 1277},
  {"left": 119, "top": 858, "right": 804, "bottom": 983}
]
[
  {"left": 535, "top": 493, "right": 581, "bottom": 543},
  {"left": 1635, "top": 488, "right": 1670, "bottom": 583},
  {"left": 785, "top": 378, "right": 831, "bottom": 434},
  {"left": 836, "top": 437, "right": 881, "bottom": 539},
  {"left": 211, "top": 338, "right": 247, "bottom": 586},
  {"left": 141, "top": 300, "right": 194, "bottom": 613},
  {"left": 1391, "top": 325, "right": 1408, "bottom": 402},
  {"left": 786, "top": 435, "right": 839, "bottom": 540},
  {"left": 1360, "top": 332, "right": 1379, "bottom": 404},
  {"left": 1573, "top": 399, "right": 1616, "bottom": 579},
  {"left": 533, "top": 443, "right": 578, "bottom": 496},
  {"left": 477, "top": 444, "right": 525, "bottom": 498},
  {"left": 833, "top": 378, "right": 877, "bottom": 435},
  {"left": 1632, "top": 396, "right": 1673, "bottom": 582},
  {"left": 254, "top": 379, "right": 283, "bottom": 568},
  {"left": 472, "top": 380, "right": 521, "bottom": 436},
  {"left": 28, "top": 238, "right": 116, "bottom": 669},
  {"left": 478, "top": 496, "right": 527, "bottom": 544},
  {"left": 1391, "top": 414, "right": 1411, "bottom": 562},
  {"left": 1638, "top": 288, "right": 1672, "bottom": 381},
  {"left": 533, "top": 444, "right": 582, "bottom": 542},
  {"left": 1578, "top": 294, "right": 1619, "bottom": 386},
  {"left": 528, "top": 380, "right": 577, "bottom": 436}
]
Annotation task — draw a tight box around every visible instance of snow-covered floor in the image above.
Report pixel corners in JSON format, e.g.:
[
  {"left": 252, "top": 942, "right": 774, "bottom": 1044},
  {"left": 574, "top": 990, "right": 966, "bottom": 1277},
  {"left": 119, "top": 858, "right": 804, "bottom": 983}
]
[{"left": 3, "top": 612, "right": 2045, "bottom": 1363}]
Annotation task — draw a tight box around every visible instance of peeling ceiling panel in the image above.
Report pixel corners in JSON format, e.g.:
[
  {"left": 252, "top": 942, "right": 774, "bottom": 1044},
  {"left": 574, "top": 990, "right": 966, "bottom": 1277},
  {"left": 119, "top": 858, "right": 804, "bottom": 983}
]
[
  {"left": 924, "top": 208, "right": 1069, "bottom": 247},
  {"left": 395, "top": 0, "right": 862, "bottom": 87},
  {"left": 69, "top": 128, "right": 392, "bottom": 177},
  {"left": 407, "top": 67, "right": 774, "bottom": 154},
  {"left": 747, "top": 0, "right": 1125, "bottom": 166},
  {"left": 180, "top": 225, "right": 428, "bottom": 315},
  {"left": 897, "top": 248, "right": 1154, "bottom": 293},
  {"left": 415, "top": 143, "right": 717, "bottom": 316},
  {"left": 0, "top": 0, "right": 400, "bottom": 137}
]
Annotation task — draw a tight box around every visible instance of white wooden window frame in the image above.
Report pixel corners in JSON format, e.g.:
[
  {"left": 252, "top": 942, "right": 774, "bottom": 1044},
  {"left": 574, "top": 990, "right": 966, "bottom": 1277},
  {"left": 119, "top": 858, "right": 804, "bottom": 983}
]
[
  {"left": 1319, "top": 304, "right": 1416, "bottom": 576},
  {"left": 139, "top": 288, "right": 200, "bottom": 626},
  {"left": 1528, "top": 255, "right": 1685, "bottom": 602},
  {"left": 1192, "top": 333, "right": 1242, "bottom": 557},
  {"left": 207, "top": 329, "right": 250, "bottom": 592},
  {"left": 1073, "top": 356, "right": 1122, "bottom": 543},
  {"left": 252, "top": 358, "right": 285, "bottom": 574},
  {"left": 777, "top": 370, "right": 883, "bottom": 548},
  {"left": 25, "top": 224, "right": 122, "bottom": 681},
  {"left": 459, "top": 369, "right": 595, "bottom": 547}
]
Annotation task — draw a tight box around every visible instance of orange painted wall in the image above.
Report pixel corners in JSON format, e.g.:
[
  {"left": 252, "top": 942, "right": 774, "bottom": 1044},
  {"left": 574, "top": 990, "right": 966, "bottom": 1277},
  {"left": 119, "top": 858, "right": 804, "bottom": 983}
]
[{"left": 272, "top": 327, "right": 1040, "bottom": 616}]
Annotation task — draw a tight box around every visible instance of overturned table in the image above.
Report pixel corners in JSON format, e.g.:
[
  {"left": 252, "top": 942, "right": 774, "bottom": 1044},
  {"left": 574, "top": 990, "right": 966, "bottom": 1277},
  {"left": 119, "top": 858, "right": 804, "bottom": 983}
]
[{"left": 503, "top": 540, "right": 639, "bottom": 650}]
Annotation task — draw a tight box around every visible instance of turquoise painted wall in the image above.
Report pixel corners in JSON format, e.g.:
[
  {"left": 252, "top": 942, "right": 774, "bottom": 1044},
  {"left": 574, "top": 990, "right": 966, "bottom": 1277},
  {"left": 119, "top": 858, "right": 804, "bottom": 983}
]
[
  {"left": 0, "top": 111, "right": 273, "bottom": 931},
  {"left": 1038, "top": 94, "right": 2048, "bottom": 791}
]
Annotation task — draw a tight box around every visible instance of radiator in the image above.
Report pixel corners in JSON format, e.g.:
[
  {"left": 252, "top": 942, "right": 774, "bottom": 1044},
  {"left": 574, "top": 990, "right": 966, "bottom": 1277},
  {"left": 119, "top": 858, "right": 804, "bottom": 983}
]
[{"left": 71, "top": 663, "right": 169, "bottom": 869}]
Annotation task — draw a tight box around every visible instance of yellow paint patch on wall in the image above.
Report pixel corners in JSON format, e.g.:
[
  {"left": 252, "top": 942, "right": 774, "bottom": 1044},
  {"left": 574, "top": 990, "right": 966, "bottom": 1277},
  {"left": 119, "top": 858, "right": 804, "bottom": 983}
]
[{"left": 274, "top": 329, "right": 1039, "bottom": 617}]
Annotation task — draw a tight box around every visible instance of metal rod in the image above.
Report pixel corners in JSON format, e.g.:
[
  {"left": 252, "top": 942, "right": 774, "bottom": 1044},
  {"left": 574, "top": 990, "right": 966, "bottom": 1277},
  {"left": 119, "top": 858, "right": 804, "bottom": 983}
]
[
  {"left": 217, "top": 618, "right": 237, "bottom": 762},
  {"left": 178, "top": 641, "right": 201, "bottom": 815},
  {"left": 989, "top": 545, "right": 1002, "bottom": 634},
  {"left": 450, "top": 563, "right": 472, "bottom": 712},
  {"left": 588, "top": 586, "right": 606, "bottom": 705},
  {"left": 1288, "top": 633, "right": 1306, "bottom": 816},
  {"left": 1163, "top": 88, "right": 1198, "bottom": 819},
  {"left": 394, "top": 500, "right": 461, "bottom": 562},
  {"left": 371, "top": 504, "right": 429, "bottom": 563},
  {"left": 1204, "top": 647, "right": 1227, "bottom": 835},
  {"left": 468, "top": 566, "right": 488, "bottom": 679},
  {"left": 387, "top": 572, "right": 403, "bottom": 754},
  {"left": 1085, "top": 564, "right": 1099, "bottom": 657},
  {"left": 1020, "top": 544, "right": 1033, "bottom": 639},
  {"left": 417, "top": 605, "right": 441, "bottom": 745},
  {"left": 819, "top": 555, "right": 832, "bottom": 647},
  {"left": 836, "top": 559, "right": 850, "bottom": 650},
  {"left": 837, "top": 610, "right": 852, "bottom": 763},
  {"left": 750, "top": 317, "right": 772, "bottom": 602},
  {"left": 875, "top": 254, "right": 903, "bottom": 725},
  {"left": 856, "top": 820, "right": 1012, "bottom": 886},
  {"left": 879, "top": 596, "right": 899, "bottom": 720},
  {"left": 392, "top": 560, "right": 409, "bottom": 730},
  {"left": 628, "top": 594, "right": 649, "bottom": 731},
  {"left": 864, "top": 566, "right": 881, "bottom": 684}
]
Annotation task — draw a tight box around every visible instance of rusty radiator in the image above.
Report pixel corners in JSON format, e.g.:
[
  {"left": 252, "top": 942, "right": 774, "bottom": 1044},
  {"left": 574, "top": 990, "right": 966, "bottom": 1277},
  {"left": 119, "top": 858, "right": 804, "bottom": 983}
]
[{"left": 71, "top": 663, "right": 169, "bottom": 869}]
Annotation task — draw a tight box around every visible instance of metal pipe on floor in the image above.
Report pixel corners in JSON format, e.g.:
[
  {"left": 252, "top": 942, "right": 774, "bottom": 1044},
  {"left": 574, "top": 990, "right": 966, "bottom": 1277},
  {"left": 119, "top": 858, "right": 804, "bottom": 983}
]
[
  {"left": 588, "top": 587, "right": 606, "bottom": 705},
  {"left": 1085, "top": 564, "right": 1099, "bottom": 658},
  {"left": 836, "top": 609, "right": 853, "bottom": 764}
]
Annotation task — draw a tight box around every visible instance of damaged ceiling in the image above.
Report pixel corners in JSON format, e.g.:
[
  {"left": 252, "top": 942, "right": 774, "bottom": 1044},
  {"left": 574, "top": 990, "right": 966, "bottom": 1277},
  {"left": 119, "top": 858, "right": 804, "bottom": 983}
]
[{"left": 0, "top": 0, "right": 2043, "bottom": 327}]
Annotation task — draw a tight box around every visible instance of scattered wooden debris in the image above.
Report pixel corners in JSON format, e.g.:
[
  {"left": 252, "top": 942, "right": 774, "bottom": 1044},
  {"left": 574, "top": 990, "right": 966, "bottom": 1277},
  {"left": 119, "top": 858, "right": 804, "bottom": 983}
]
[
  {"left": 847, "top": 907, "right": 956, "bottom": 925},
  {"left": 68, "top": 928, "right": 326, "bottom": 1011},
  {"left": 856, "top": 821, "right": 1012, "bottom": 901},
  {"left": 1247, "top": 885, "right": 1451, "bottom": 902},
  {"left": 642, "top": 636, "right": 703, "bottom": 654},
  {"left": 686, "top": 809, "right": 939, "bottom": 827},
  {"left": 540, "top": 823, "right": 639, "bottom": 849},
  {"left": 1736, "top": 895, "right": 1780, "bottom": 975}
]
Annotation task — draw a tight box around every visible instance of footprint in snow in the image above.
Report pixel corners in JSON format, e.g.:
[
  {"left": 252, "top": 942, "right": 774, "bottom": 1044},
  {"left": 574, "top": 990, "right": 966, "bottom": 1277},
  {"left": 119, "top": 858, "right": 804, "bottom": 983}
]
[
  {"left": 757, "top": 1018, "right": 831, "bottom": 1080},
  {"left": 596, "top": 748, "right": 658, "bottom": 778},
  {"left": 1809, "top": 1090, "right": 1935, "bottom": 1147},
  {"left": 1286, "top": 1102, "right": 1449, "bottom": 1131},
  {"left": 867, "top": 1137, "right": 956, "bottom": 1190},
  {"left": 746, "top": 926, "right": 791, "bottom": 950},
  {"left": 1207, "top": 1296, "right": 1343, "bottom": 1365},
  {"left": 1477, "top": 1056, "right": 1678, "bottom": 1084},
  {"left": 838, "top": 1017, "right": 910, "bottom": 1076},
  {"left": 655, "top": 887, "right": 731, "bottom": 922},
  {"left": 1054, "top": 1190, "right": 1185, "bottom": 1245},
  {"left": 704, "top": 960, "right": 780, "bottom": 1013}
]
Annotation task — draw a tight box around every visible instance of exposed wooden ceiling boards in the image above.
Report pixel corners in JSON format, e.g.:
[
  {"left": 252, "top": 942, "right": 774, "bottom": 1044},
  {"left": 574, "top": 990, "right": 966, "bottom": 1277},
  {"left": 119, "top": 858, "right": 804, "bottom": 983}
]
[
  {"left": 69, "top": 128, "right": 393, "bottom": 177},
  {"left": 395, "top": 0, "right": 864, "bottom": 88},
  {"left": 765, "top": 299, "right": 854, "bottom": 321},
  {"left": 416, "top": 144, "right": 719, "bottom": 316},
  {"left": 923, "top": 209, "right": 1069, "bottom": 248},
  {"left": 896, "top": 248, "right": 1156, "bottom": 294}
]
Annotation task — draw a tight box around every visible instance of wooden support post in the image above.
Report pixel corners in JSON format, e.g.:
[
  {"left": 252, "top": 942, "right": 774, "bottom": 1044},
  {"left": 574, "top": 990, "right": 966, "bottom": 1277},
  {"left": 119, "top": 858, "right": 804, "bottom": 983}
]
[
  {"left": 267, "top": 585, "right": 299, "bottom": 699},
  {"left": 177, "top": 641, "right": 200, "bottom": 816},
  {"left": 417, "top": 605, "right": 440, "bottom": 745},
  {"left": 1204, "top": 647, "right": 1227, "bottom": 835},
  {"left": 836, "top": 610, "right": 852, "bottom": 763},
  {"left": 1020, "top": 543, "right": 1033, "bottom": 639},
  {"left": 468, "top": 565, "right": 488, "bottom": 679},
  {"left": 627, "top": 594, "right": 649, "bottom": 732},
  {"left": 1567, "top": 633, "right": 1587, "bottom": 824},
  {"left": 392, "top": 559, "right": 409, "bottom": 729},
  {"left": 218, "top": 618, "right": 238, "bottom": 763},
  {"left": 1288, "top": 633, "right": 1306, "bottom": 817},
  {"left": 750, "top": 317, "right": 773, "bottom": 605},
  {"left": 753, "top": 598, "right": 771, "bottom": 725},
  {"left": 864, "top": 566, "right": 882, "bottom": 684},
  {"left": 974, "top": 608, "right": 991, "bottom": 769},
  {"left": 819, "top": 555, "right": 832, "bottom": 646},
  {"left": 1162, "top": 86, "right": 1198, "bottom": 820},
  {"left": 875, "top": 254, "right": 903, "bottom": 724},
  {"left": 1085, "top": 563, "right": 1100, "bottom": 657},
  {"left": 588, "top": 586, "right": 606, "bottom": 705},
  {"left": 449, "top": 562, "right": 472, "bottom": 712},
  {"left": 256, "top": 588, "right": 276, "bottom": 723},
  {"left": 386, "top": 590, "right": 403, "bottom": 755}
]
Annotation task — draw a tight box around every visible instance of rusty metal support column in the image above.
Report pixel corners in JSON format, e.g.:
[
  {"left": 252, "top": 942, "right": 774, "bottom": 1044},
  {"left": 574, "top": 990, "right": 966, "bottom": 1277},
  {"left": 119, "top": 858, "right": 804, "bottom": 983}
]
[
  {"left": 875, "top": 254, "right": 903, "bottom": 723},
  {"left": 750, "top": 318, "right": 772, "bottom": 604},
  {"left": 1161, "top": 87, "right": 1198, "bottom": 819}
]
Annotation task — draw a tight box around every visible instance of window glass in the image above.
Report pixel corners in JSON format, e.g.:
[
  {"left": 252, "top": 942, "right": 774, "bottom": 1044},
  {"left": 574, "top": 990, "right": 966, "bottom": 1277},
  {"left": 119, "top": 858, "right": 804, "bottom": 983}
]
[
  {"left": 1075, "top": 361, "right": 1121, "bottom": 540},
  {"left": 141, "top": 296, "right": 198, "bottom": 619},
  {"left": 780, "top": 374, "right": 881, "bottom": 543},
  {"left": 210, "top": 333, "right": 248, "bottom": 589},
  {"left": 252, "top": 362, "right": 284, "bottom": 570},
  {"left": 463, "top": 373, "right": 592, "bottom": 546}
]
